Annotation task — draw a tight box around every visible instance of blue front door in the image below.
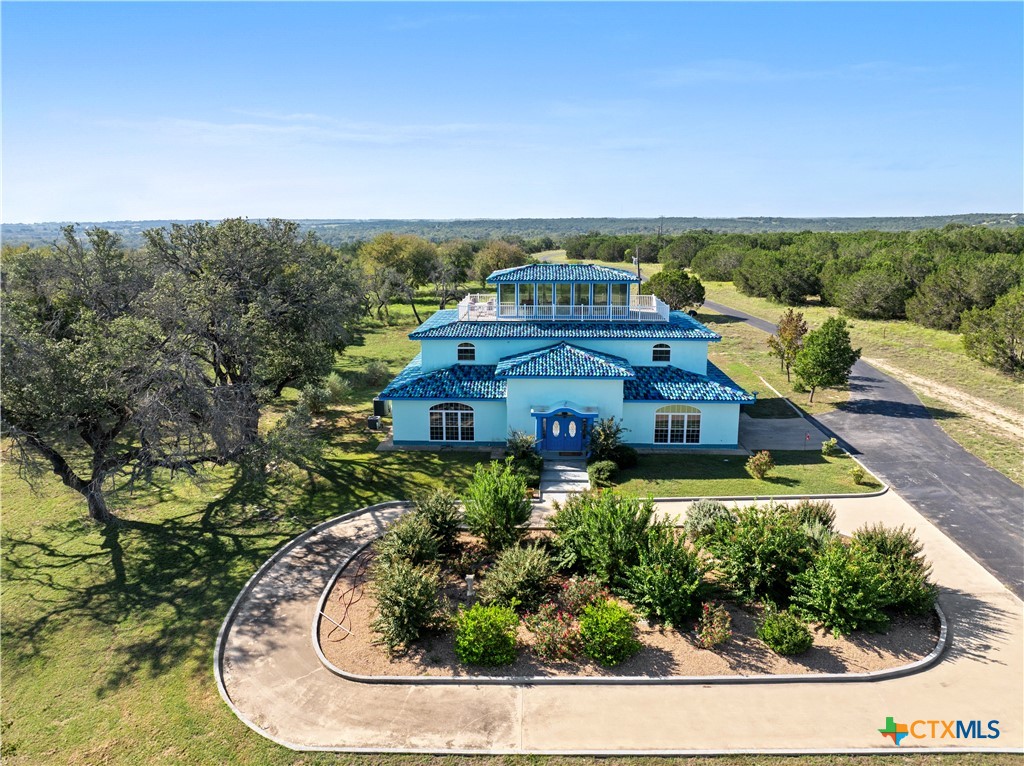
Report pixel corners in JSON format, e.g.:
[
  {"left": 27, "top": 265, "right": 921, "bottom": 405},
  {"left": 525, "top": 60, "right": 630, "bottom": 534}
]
[{"left": 547, "top": 412, "right": 584, "bottom": 452}]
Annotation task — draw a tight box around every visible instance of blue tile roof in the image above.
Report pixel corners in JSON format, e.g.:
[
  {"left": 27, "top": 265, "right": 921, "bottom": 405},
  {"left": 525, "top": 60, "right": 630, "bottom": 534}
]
[
  {"left": 623, "top": 363, "right": 756, "bottom": 403},
  {"left": 410, "top": 310, "right": 720, "bottom": 341},
  {"left": 495, "top": 342, "right": 635, "bottom": 379},
  {"left": 487, "top": 264, "right": 641, "bottom": 284},
  {"left": 379, "top": 354, "right": 506, "bottom": 400}
]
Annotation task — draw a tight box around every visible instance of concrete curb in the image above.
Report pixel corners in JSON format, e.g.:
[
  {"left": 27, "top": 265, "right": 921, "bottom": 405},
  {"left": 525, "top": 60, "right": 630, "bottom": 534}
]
[
  {"left": 312, "top": 516, "right": 948, "bottom": 687},
  {"left": 213, "top": 500, "right": 412, "bottom": 741}
]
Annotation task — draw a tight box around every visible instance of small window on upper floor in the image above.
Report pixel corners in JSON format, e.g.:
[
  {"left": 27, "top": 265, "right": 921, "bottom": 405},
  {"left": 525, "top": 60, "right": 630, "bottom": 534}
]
[
  {"left": 457, "top": 342, "right": 476, "bottom": 361},
  {"left": 652, "top": 343, "right": 671, "bottom": 362}
]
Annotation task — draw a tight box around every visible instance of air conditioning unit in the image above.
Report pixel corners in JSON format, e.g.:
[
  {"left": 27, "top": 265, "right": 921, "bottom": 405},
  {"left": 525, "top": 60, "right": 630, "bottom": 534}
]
[
  {"left": 372, "top": 397, "right": 388, "bottom": 417},
  {"left": 366, "top": 415, "right": 382, "bottom": 431}
]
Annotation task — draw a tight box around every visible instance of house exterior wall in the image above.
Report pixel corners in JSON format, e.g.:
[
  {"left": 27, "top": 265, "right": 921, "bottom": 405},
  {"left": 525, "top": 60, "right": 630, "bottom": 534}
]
[
  {"left": 621, "top": 401, "right": 741, "bottom": 447},
  {"left": 504, "top": 378, "right": 625, "bottom": 435},
  {"left": 421, "top": 338, "right": 709, "bottom": 374},
  {"left": 390, "top": 399, "right": 507, "bottom": 445}
]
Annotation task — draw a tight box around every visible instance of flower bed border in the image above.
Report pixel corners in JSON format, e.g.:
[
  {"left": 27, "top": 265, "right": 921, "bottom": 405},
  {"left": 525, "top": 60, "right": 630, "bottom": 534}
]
[{"left": 311, "top": 507, "right": 948, "bottom": 687}]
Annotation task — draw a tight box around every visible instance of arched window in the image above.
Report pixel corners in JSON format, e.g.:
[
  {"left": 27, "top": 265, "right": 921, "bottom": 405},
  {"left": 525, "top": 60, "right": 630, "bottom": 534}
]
[
  {"left": 429, "top": 402, "right": 474, "bottom": 441},
  {"left": 457, "top": 342, "right": 476, "bottom": 362},
  {"left": 654, "top": 404, "right": 700, "bottom": 444},
  {"left": 652, "top": 343, "right": 671, "bottom": 362}
]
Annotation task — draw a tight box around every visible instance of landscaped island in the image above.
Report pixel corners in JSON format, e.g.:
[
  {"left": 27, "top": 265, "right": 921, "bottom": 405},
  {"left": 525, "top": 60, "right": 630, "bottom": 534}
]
[{"left": 316, "top": 462, "right": 940, "bottom": 680}]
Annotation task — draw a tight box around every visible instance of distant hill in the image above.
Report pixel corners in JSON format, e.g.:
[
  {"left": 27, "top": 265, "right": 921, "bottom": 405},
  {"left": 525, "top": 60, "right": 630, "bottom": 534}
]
[{"left": 3, "top": 214, "right": 1020, "bottom": 249}]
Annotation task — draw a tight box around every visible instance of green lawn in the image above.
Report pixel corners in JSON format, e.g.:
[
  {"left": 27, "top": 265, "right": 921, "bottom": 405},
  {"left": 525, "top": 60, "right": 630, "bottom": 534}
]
[
  {"left": 614, "top": 452, "right": 880, "bottom": 498},
  {"left": 702, "top": 281, "right": 1024, "bottom": 486},
  {"left": 0, "top": 298, "right": 491, "bottom": 766}
]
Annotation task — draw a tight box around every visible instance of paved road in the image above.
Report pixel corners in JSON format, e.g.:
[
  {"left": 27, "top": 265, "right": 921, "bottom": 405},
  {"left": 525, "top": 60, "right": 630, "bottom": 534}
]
[{"left": 705, "top": 299, "right": 1024, "bottom": 599}]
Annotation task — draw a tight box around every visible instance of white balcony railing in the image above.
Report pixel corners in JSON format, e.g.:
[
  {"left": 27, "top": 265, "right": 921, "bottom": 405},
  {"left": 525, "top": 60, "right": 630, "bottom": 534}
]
[{"left": 457, "top": 293, "right": 670, "bottom": 322}]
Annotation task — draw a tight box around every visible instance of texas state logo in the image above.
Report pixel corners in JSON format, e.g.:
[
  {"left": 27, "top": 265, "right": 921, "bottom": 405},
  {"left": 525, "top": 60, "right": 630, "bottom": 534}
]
[{"left": 879, "top": 716, "right": 1000, "bottom": 745}]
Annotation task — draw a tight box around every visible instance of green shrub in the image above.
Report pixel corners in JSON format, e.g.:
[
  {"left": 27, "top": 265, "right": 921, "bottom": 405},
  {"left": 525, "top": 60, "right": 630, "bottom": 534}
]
[
  {"left": 549, "top": 491, "right": 654, "bottom": 588},
  {"left": 373, "top": 512, "right": 439, "bottom": 566},
  {"left": 478, "top": 543, "right": 553, "bottom": 611},
  {"left": 757, "top": 605, "right": 813, "bottom": 655},
  {"left": 801, "top": 519, "right": 836, "bottom": 553},
  {"left": 852, "top": 524, "right": 937, "bottom": 615},
  {"left": 463, "top": 458, "right": 532, "bottom": 551},
  {"left": 560, "top": 575, "right": 609, "bottom": 616},
  {"left": 324, "top": 371, "right": 352, "bottom": 402},
  {"left": 849, "top": 465, "right": 866, "bottom": 485},
  {"left": 745, "top": 450, "right": 775, "bottom": 480},
  {"left": 361, "top": 359, "right": 392, "bottom": 387},
  {"left": 579, "top": 599, "right": 642, "bottom": 667},
  {"left": 370, "top": 558, "right": 443, "bottom": 654},
  {"left": 525, "top": 603, "right": 580, "bottom": 662},
  {"left": 791, "top": 499, "right": 837, "bottom": 531},
  {"left": 416, "top": 488, "right": 462, "bottom": 557},
  {"left": 454, "top": 603, "right": 519, "bottom": 666},
  {"left": 693, "top": 601, "right": 732, "bottom": 649},
  {"left": 299, "top": 383, "right": 332, "bottom": 415},
  {"left": 506, "top": 430, "right": 544, "bottom": 488},
  {"left": 821, "top": 437, "right": 839, "bottom": 457},
  {"left": 709, "top": 502, "right": 813, "bottom": 604},
  {"left": 683, "top": 498, "right": 735, "bottom": 542},
  {"left": 611, "top": 444, "right": 639, "bottom": 469},
  {"left": 587, "top": 460, "right": 618, "bottom": 488},
  {"left": 588, "top": 416, "right": 628, "bottom": 463},
  {"left": 792, "top": 538, "right": 889, "bottom": 637},
  {"left": 625, "top": 524, "right": 707, "bottom": 627}
]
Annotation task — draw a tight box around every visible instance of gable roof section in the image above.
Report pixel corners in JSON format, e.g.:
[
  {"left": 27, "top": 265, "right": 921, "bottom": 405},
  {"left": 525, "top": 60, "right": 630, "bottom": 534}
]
[
  {"left": 495, "top": 342, "right": 635, "bottom": 379},
  {"left": 487, "top": 263, "right": 641, "bottom": 284},
  {"left": 409, "top": 310, "right": 720, "bottom": 341},
  {"left": 624, "top": 362, "right": 756, "bottom": 403},
  {"left": 379, "top": 354, "right": 505, "bottom": 400}
]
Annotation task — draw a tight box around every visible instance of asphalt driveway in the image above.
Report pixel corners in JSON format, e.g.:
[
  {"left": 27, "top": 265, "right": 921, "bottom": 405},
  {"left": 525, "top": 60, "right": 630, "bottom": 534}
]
[{"left": 704, "top": 299, "right": 1024, "bottom": 598}]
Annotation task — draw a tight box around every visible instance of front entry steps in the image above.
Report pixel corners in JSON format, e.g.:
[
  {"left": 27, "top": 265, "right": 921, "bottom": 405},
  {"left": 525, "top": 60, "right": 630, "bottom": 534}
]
[{"left": 538, "top": 456, "right": 591, "bottom": 499}]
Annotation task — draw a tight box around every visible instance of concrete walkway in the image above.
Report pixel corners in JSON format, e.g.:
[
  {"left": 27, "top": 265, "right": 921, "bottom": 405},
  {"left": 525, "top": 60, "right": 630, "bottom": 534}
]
[
  {"left": 217, "top": 493, "right": 1023, "bottom": 754},
  {"left": 538, "top": 456, "right": 590, "bottom": 504}
]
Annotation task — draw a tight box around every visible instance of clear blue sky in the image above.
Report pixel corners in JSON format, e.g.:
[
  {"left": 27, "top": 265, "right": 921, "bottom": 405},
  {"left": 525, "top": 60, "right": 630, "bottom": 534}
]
[{"left": 2, "top": 2, "right": 1021, "bottom": 222}]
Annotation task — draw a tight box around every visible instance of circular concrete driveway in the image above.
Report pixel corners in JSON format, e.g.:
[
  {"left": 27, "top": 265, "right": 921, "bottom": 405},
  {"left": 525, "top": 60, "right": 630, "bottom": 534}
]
[{"left": 215, "top": 495, "right": 1022, "bottom": 754}]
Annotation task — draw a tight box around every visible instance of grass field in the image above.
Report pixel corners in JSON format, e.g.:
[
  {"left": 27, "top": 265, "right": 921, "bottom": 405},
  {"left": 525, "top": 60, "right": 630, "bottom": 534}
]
[
  {"left": 614, "top": 451, "right": 879, "bottom": 498},
  {"left": 701, "top": 282, "right": 1023, "bottom": 486}
]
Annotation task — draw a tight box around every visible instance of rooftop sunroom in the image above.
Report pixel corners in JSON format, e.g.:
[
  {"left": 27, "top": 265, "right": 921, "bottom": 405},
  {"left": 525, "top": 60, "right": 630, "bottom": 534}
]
[{"left": 457, "top": 263, "right": 669, "bottom": 322}]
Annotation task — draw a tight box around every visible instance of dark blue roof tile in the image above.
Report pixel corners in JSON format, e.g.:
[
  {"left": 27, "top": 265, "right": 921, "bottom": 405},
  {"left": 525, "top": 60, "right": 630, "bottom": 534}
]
[
  {"left": 495, "top": 342, "right": 635, "bottom": 379},
  {"left": 410, "top": 310, "right": 720, "bottom": 341},
  {"left": 487, "top": 263, "right": 641, "bottom": 283},
  {"left": 623, "top": 363, "right": 755, "bottom": 403},
  {"left": 380, "top": 355, "right": 506, "bottom": 400}
]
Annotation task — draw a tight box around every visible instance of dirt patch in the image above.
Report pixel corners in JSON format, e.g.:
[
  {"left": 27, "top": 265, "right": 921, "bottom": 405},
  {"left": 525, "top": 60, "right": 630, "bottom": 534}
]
[{"left": 317, "top": 545, "right": 939, "bottom": 680}]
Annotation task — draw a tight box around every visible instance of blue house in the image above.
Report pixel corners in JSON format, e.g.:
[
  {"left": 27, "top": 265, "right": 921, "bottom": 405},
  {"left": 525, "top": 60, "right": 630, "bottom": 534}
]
[{"left": 379, "top": 264, "right": 754, "bottom": 453}]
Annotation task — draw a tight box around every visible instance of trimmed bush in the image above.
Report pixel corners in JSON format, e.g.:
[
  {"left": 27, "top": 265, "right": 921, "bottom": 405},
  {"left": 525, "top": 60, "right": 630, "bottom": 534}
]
[
  {"left": 625, "top": 524, "right": 708, "bottom": 627},
  {"left": 745, "top": 450, "right": 775, "bottom": 480},
  {"left": 463, "top": 458, "right": 532, "bottom": 551},
  {"left": 709, "top": 502, "right": 813, "bottom": 604},
  {"left": 416, "top": 488, "right": 462, "bottom": 557},
  {"left": 694, "top": 601, "right": 732, "bottom": 649},
  {"left": 454, "top": 603, "right": 519, "bottom": 666},
  {"left": 478, "top": 543, "right": 553, "bottom": 612},
  {"left": 821, "top": 437, "right": 840, "bottom": 457},
  {"left": 587, "top": 460, "right": 618, "bottom": 488},
  {"left": 506, "top": 430, "right": 544, "bottom": 489},
  {"left": 370, "top": 558, "right": 442, "bottom": 654},
  {"left": 683, "top": 498, "right": 735, "bottom": 542},
  {"left": 610, "top": 444, "right": 639, "bottom": 469},
  {"left": 792, "top": 538, "right": 889, "bottom": 637},
  {"left": 525, "top": 603, "right": 580, "bottom": 662},
  {"left": 850, "top": 465, "right": 866, "bottom": 485},
  {"left": 757, "top": 605, "right": 813, "bottom": 655},
  {"left": 373, "top": 512, "right": 439, "bottom": 566},
  {"left": 852, "top": 524, "right": 937, "bottom": 615},
  {"left": 560, "top": 575, "right": 609, "bottom": 617},
  {"left": 549, "top": 491, "right": 654, "bottom": 588},
  {"left": 791, "top": 499, "right": 837, "bottom": 531},
  {"left": 579, "top": 599, "right": 642, "bottom": 667}
]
